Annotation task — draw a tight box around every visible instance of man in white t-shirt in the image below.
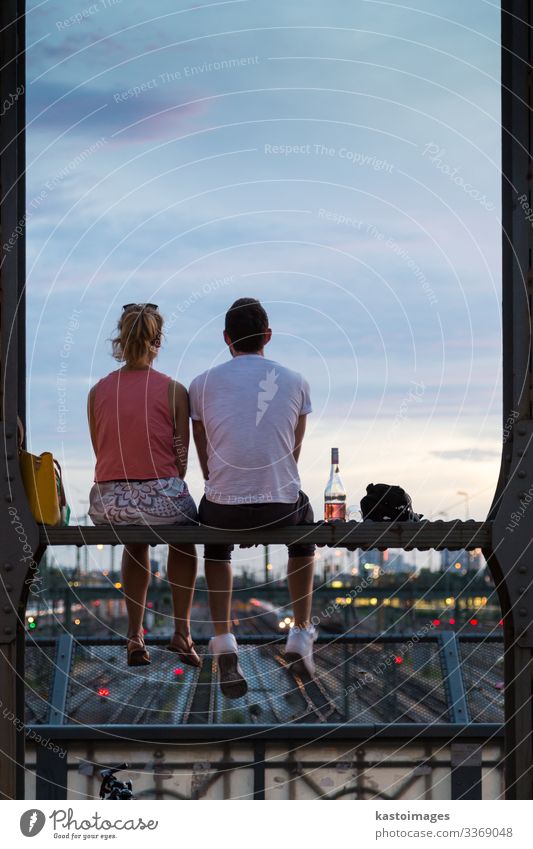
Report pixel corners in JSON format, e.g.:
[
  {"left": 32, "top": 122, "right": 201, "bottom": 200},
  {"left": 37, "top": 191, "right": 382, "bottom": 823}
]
[{"left": 190, "top": 298, "right": 317, "bottom": 698}]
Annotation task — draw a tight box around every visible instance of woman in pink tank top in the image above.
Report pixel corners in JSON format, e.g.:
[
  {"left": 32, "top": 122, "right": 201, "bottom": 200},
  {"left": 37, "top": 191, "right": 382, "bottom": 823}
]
[{"left": 87, "top": 304, "right": 200, "bottom": 669}]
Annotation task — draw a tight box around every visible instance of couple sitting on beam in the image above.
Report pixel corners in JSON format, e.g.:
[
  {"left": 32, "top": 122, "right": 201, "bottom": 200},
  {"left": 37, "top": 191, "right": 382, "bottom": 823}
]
[{"left": 88, "top": 297, "right": 316, "bottom": 698}]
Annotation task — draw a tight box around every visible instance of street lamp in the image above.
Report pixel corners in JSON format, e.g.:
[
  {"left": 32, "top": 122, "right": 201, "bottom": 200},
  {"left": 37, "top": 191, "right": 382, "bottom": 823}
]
[
  {"left": 457, "top": 491, "right": 471, "bottom": 571},
  {"left": 456, "top": 491, "right": 470, "bottom": 521}
]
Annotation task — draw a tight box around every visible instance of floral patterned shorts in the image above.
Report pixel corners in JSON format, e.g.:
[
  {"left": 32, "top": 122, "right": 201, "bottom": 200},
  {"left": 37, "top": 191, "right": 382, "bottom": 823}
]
[{"left": 89, "top": 477, "right": 198, "bottom": 526}]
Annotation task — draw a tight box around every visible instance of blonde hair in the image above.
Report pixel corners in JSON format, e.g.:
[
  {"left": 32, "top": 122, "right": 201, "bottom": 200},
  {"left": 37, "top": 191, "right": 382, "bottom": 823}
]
[{"left": 111, "top": 307, "right": 163, "bottom": 365}]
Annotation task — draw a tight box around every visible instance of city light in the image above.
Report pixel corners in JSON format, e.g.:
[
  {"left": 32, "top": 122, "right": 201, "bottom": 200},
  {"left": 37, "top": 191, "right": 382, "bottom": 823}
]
[
  {"left": 74, "top": 618, "right": 81, "bottom": 625},
  {"left": 173, "top": 668, "right": 184, "bottom": 677},
  {"left": 96, "top": 544, "right": 104, "bottom": 551},
  {"left": 114, "top": 582, "right": 122, "bottom": 589},
  {"left": 97, "top": 688, "right": 110, "bottom": 697}
]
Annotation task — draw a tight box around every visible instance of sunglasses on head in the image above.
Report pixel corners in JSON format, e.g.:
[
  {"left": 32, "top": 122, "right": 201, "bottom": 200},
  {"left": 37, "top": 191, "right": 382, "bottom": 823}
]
[{"left": 122, "top": 302, "right": 159, "bottom": 312}]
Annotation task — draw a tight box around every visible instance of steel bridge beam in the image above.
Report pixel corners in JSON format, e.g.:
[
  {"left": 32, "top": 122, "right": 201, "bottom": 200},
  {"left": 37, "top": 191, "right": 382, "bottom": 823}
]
[
  {"left": 484, "top": 0, "right": 533, "bottom": 800},
  {"left": 0, "top": 0, "right": 43, "bottom": 800},
  {"left": 0, "top": 0, "right": 531, "bottom": 801},
  {"left": 39, "top": 519, "right": 490, "bottom": 550}
]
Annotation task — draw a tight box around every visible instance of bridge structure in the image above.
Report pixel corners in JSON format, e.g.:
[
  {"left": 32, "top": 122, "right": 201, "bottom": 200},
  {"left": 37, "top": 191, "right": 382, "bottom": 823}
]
[{"left": 0, "top": 0, "right": 532, "bottom": 800}]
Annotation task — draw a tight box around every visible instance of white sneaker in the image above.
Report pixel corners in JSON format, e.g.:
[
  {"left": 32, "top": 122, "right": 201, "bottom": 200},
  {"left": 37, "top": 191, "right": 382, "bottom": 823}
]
[
  {"left": 285, "top": 624, "right": 318, "bottom": 676},
  {"left": 208, "top": 633, "right": 248, "bottom": 700}
]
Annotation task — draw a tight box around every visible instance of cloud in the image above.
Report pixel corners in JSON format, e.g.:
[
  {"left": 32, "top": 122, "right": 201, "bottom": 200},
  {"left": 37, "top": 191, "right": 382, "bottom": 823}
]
[
  {"left": 27, "top": 80, "right": 205, "bottom": 144},
  {"left": 429, "top": 448, "right": 500, "bottom": 462}
]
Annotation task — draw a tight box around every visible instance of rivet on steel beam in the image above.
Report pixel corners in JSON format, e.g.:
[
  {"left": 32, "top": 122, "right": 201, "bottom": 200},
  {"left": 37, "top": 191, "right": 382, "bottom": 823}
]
[
  {"left": 4, "top": 432, "right": 13, "bottom": 439},
  {"left": 518, "top": 564, "right": 527, "bottom": 573},
  {"left": 518, "top": 426, "right": 527, "bottom": 435},
  {"left": 3, "top": 605, "right": 11, "bottom": 614},
  {"left": 4, "top": 585, "right": 12, "bottom": 592},
  {"left": 5, "top": 453, "right": 13, "bottom": 461},
  {"left": 5, "top": 496, "right": 13, "bottom": 503},
  {"left": 4, "top": 563, "right": 13, "bottom": 571},
  {"left": 519, "top": 608, "right": 528, "bottom": 616},
  {"left": 518, "top": 586, "right": 527, "bottom": 594},
  {"left": 518, "top": 470, "right": 527, "bottom": 478},
  {"left": 3, "top": 627, "right": 12, "bottom": 635},
  {"left": 5, "top": 475, "right": 14, "bottom": 482}
]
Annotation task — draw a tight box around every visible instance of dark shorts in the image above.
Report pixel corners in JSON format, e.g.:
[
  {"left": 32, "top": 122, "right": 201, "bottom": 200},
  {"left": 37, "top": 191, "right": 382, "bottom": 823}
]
[{"left": 199, "top": 490, "right": 316, "bottom": 561}]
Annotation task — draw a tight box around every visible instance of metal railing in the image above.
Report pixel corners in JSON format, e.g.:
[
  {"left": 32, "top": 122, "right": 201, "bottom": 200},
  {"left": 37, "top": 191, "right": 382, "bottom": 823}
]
[{"left": 25, "top": 632, "right": 504, "bottom": 799}]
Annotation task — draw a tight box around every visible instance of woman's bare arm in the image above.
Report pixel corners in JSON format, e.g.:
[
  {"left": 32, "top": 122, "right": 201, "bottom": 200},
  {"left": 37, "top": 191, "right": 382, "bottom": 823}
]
[
  {"left": 169, "top": 380, "right": 190, "bottom": 479},
  {"left": 87, "top": 386, "right": 98, "bottom": 454}
]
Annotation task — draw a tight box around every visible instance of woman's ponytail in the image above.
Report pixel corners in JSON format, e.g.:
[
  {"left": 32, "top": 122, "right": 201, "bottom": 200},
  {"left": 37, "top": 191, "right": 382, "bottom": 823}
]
[{"left": 111, "top": 307, "right": 163, "bottom": 366}]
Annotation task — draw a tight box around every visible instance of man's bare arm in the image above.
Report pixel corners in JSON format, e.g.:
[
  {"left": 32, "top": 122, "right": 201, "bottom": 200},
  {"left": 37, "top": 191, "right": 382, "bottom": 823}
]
[
  {"left": 293, "top": 414, "right": 307, "bottom": 463},
  {"left": 193, "top": 419, "right": 210, "bottom": 480}
]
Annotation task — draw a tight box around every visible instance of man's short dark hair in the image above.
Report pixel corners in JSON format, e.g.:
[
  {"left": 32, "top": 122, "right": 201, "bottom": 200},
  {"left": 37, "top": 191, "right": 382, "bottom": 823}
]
[{"left": 225, "top": 298, "right": 269, "bottom": 353}]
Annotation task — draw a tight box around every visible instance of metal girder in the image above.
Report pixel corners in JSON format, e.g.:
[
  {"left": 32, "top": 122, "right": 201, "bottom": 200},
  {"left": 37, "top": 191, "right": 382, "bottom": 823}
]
[
  {"left": 439, "top": 631, "right": 470, "bottom": 725},
  {"left": 0, "top": 0, "right": 530, "bottom": 803},
  {"left": 40, "top": 518, "right": 491, "bottom": 551},
  {"left": 0, "top": 0, "right": 41, "bottom": 800},
  {"left": 485, "top": 0, "right": 533, "bottom": 800}
]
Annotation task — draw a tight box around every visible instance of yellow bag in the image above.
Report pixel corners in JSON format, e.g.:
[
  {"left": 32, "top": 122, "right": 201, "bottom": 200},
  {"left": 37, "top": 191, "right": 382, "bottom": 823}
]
[{"left": 19, "top": 450, "right": 69, "bottom": 526}]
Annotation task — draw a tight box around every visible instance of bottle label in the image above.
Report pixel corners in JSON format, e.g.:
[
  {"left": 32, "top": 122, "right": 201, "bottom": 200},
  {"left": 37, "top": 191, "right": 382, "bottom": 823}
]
[{"left": 325, "top": 502, "right": 346, "bottom": 522}]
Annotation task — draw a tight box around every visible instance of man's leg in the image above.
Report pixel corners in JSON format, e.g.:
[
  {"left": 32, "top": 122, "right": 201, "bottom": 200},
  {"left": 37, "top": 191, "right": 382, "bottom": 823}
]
[
  {"left": 287, "top": 554, "right": 315, "bottom": 627},
  {"left": 285, "top": 538, "right": 317, "bottom": 675},
  {"left": 204, "top": 558, "right": 233, "bottom": 635},
  {"left": 203, "top": 546, "right": 247, "bottom": 699}
]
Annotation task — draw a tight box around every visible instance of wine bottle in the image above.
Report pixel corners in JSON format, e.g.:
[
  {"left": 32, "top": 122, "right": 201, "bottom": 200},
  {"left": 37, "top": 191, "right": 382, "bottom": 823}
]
[{"left": 324, "top": 448, "right": 347, "bottom": 521}]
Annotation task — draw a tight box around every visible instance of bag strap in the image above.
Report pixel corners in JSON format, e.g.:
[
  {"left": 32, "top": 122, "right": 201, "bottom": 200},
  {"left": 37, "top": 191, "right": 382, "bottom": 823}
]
[{"left": 53, "top": 458, "right": 66, "bottom": 508}]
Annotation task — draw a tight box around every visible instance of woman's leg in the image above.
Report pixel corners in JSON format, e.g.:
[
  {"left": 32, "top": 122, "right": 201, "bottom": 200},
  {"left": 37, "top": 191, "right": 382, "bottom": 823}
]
[
  {"left": 122, "top": 543, "right": 151, "bottom": 639},
  {"left": 167, "top": 543, "right": 197, "bottom": 638}
]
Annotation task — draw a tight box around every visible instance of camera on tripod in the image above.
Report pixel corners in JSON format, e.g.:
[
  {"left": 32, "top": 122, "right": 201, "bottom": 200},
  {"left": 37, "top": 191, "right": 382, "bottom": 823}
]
[{"left": 99, "top": 763, "right": 134, "bottom": 800}]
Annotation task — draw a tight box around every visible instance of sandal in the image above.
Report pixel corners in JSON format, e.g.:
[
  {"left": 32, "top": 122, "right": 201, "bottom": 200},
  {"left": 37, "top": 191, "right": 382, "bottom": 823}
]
[
  {"left": 166, "top": 632, "right": 202, "bottom": 668},
  {"left": 127, "top": 635, "right": 151, "bottom": 667}
]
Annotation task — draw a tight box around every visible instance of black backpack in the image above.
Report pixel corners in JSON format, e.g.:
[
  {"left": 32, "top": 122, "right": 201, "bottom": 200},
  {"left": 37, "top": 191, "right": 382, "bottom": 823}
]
[{"left": 360, "top": 483, "right": 422, "bottom": 522}]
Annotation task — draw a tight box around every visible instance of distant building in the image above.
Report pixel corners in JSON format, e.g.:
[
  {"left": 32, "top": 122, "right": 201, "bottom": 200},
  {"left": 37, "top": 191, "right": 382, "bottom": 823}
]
[
  {"left": 441, "top": 549, "right": 484, "bottom": 573},
  {"left": 359, "top": 548, "right": 383, "bottom": 573}
]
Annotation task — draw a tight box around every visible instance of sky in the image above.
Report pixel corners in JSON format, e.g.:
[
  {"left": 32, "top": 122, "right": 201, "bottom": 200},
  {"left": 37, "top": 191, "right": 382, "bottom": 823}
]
[{"left": 24, "top": 0, "right": 502, "bottom": 572}]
